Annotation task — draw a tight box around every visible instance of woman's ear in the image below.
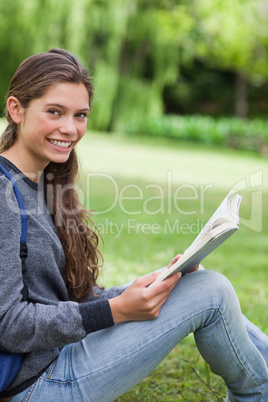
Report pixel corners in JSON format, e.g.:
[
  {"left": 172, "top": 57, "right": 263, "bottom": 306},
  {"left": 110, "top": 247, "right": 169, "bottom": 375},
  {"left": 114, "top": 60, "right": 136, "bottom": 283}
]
[{"left": 7, "top": 96, "right": 24, "bottom": 124}]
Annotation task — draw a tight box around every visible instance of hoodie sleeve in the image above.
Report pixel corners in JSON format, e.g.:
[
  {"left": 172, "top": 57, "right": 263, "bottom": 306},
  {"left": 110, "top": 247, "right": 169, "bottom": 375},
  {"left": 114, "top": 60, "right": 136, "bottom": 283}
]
[{"left": 0, "top": 175, "right": 114, "bottom": 354}]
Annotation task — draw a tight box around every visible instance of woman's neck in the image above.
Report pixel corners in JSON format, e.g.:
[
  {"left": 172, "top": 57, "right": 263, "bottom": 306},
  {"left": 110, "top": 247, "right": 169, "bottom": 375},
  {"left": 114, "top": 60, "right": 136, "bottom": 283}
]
[{"left": 0, "top": 147, "right": 47, "bottom": 183}]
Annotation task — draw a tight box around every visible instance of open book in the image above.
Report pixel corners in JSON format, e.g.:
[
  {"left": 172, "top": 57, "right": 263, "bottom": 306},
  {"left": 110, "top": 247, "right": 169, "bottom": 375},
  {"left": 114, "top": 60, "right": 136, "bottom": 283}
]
[{"left": 152, "top": 190, "right": 242, "bottom": 286}]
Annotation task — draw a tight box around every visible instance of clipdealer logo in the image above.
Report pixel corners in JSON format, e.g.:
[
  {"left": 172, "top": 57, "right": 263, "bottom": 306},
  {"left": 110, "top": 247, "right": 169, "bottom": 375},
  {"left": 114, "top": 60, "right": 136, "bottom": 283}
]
[
  {"left": 85, "top": 171, "right": 214, "bottom": 216},
  {"left": 91, "top": 217, "right": 207, "bottom": 239},
  {"left": 232, "top": 170, "right": 263, "bottom": 232},
  {"left": 3, "top": 169, "right": 263, "bottom": 234}
]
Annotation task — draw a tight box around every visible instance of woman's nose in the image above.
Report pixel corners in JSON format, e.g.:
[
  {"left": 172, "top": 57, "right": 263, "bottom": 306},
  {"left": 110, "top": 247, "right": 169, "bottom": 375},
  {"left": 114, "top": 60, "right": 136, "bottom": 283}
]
[{"left": 59, "top": 116, "right": 77, "bottom": 135}]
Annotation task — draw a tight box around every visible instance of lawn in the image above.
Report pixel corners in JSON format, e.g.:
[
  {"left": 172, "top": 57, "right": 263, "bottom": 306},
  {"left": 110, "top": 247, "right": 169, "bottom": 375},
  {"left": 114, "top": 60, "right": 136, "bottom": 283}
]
[
  {"left": 77, "top": 132, "right": 268, "bottom": 401},
  {"left": 1, "top": 116, "right": 267, "bottom": 400}
]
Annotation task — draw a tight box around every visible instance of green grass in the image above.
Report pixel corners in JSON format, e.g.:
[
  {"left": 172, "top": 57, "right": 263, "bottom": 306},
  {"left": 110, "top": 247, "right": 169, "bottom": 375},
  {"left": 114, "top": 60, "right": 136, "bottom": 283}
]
[
  {"left": 77, "top": 132, "right": 268, "bottom": 401},
  {"left": 1, "top": 116, "right": 267, "bottom": 400}
]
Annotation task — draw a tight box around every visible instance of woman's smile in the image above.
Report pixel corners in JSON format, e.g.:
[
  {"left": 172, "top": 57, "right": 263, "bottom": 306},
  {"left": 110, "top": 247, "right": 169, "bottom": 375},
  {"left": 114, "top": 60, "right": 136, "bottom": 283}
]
[{"left": 47, "top": 138, "right": 73, "bottom": 150}]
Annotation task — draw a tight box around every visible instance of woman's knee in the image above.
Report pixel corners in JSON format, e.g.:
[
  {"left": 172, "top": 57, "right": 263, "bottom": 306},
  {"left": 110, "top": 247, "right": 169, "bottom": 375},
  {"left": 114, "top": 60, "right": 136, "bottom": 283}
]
[
  {"left": 182, "top": 270, "right": 240, "bottom": 312},
  {"left": 195, "top": 270, "right": 239, "bottom": 307}
]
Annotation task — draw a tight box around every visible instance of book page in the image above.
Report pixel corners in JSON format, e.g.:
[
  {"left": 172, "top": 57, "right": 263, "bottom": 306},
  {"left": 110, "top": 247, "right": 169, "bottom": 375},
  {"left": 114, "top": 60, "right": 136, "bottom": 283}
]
[
  {"left": 184, "top": 190, "right": 240, "bottom": 255},
  {"left": 151, "top": 190, "right": 242, "bottom": 286}
]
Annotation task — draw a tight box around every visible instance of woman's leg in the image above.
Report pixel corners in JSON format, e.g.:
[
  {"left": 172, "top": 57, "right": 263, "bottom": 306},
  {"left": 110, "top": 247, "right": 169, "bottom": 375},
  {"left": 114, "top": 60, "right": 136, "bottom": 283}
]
[
  {"left": 243, "top": 315, "right": 268, "bottom": 368},
  {"left": 199, "top": 262, "right": 268, "bottom": 368},
  {"left": 13, "top": 271, "right": 268, "bottom": 402}
]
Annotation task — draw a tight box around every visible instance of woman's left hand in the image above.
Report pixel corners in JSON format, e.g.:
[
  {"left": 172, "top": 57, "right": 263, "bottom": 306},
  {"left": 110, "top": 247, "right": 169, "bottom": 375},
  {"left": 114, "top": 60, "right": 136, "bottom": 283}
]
[{"left": 167, "top": 253, "right": 199, "bottom": 273}]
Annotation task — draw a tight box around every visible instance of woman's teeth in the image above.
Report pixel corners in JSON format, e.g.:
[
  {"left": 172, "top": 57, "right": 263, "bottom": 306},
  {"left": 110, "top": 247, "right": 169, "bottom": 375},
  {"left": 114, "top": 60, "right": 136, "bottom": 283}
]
[{"left": 48, "top": 139, "right": 72, "bottom": 148}]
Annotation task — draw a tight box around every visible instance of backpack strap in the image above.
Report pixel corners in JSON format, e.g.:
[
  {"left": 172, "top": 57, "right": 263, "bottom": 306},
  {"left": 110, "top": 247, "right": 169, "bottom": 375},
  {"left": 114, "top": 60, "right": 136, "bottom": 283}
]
[{"left": 0, "top": 164, "right": 28, "bottom": 300}]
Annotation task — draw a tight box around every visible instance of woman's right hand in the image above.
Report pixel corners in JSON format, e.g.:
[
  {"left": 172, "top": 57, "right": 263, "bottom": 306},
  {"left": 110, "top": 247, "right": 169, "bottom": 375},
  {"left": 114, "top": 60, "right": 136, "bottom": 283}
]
[{"left": 109, "top": 271, "right": 181, "bottom": 323}]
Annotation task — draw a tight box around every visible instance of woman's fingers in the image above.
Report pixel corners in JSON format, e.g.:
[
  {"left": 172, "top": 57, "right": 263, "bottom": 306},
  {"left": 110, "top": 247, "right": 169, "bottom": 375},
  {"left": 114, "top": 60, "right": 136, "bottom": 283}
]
[
  {"left": 187, "top": 263, "right": 200, "bottom": 274},
  {"left": 167, "top": 253, "right": 182, "bottom": 269}
]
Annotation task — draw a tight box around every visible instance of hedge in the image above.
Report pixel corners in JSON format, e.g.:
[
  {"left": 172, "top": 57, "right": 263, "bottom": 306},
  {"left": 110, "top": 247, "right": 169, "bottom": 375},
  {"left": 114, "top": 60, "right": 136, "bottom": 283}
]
[{"left": 126, "top": 115, "right": 268, "bottom": 154}]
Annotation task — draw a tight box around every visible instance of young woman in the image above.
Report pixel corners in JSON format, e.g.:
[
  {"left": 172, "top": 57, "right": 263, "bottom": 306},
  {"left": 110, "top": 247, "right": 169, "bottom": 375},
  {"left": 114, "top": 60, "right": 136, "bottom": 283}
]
[{"left": 0, "top": 48, "right": 267, "bottom": 401}]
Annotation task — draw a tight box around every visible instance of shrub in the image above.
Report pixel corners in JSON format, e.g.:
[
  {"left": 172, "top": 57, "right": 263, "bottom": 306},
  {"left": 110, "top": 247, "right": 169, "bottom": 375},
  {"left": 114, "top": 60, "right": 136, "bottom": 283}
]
[{"left": 126, "top": 115, "right": 268, "bottom": 153}]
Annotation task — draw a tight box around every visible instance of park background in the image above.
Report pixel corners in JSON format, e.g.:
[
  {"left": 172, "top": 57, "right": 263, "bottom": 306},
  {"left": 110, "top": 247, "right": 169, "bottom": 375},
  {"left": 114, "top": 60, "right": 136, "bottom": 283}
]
[{"left": 1, "top": 0, "right": 268, "bottom": 400}]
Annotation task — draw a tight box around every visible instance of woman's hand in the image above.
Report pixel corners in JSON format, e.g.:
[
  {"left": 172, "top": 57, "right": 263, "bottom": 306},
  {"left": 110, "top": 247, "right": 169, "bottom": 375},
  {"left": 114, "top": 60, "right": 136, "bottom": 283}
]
[
  {"left": 167, "top": 253, "right": 200, "bottom": 273},
  {"left": 109, "top": 271, "right": 181, "bottom": 324},
  {"left": 167, "top": 253, "right": 182, "bottom": 269}
]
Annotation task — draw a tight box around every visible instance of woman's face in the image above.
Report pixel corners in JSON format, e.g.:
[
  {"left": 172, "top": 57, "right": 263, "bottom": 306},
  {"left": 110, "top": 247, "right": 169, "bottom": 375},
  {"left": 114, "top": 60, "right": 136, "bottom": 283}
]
[{"left": 13, "top": 82, "right": 90, "bottom": 171}]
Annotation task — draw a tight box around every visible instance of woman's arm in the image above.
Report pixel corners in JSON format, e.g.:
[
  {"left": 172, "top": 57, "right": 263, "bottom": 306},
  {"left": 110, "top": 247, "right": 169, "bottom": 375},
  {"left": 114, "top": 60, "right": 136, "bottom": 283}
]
[{"left": 0, "top": 176, "right": 114, "bottom": 353}]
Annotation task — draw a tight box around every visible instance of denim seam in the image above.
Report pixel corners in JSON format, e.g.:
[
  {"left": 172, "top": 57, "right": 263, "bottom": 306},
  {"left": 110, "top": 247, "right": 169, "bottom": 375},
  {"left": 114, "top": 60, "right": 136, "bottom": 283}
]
[
  {"left": 247, "top": 327, "right": 267, "bottom": 344},
  {"left": 215, "top": 309, "right": 265, "bottom": 398},
  {"left": 40, "top": 378, "right": 73, "bottom": 386},
  {"left": 21, "top": 380, "right": 39, "bottom": 402},
  {"left": 46, "top": 360, "right": 57, "bottom": 379}
]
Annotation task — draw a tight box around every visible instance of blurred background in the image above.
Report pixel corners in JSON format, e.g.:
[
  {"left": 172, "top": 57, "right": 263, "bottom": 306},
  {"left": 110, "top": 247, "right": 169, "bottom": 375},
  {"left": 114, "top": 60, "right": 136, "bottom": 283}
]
[
  {"left": 1, "top": 0, "right": 268, "bottom": 147},
  {"left": 1, "top": 1, "right": 268, "bottom": 399}
]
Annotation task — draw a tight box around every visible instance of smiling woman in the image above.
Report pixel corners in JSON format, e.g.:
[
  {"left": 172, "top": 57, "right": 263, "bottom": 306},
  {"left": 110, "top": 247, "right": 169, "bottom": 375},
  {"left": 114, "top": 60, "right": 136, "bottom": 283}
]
[
  {"left": 0, "top": 49, "right": 267, "bottom": 402},
  {"left": 3, "top": 82, "right": 89, "bottom": 173},
  {"left": 0, "top": 49, "right": 99, "bottom": 306}
]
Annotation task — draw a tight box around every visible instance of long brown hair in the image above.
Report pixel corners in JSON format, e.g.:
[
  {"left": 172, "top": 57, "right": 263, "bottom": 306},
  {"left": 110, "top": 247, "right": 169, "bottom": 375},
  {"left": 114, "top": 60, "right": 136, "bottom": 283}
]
[{"left": 0, "top": 48, "right": 102, "bottom": 302}]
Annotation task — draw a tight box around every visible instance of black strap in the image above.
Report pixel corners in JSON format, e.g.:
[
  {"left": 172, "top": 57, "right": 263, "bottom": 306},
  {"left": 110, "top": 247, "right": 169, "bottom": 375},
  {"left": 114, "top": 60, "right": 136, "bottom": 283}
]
[{"left": 20, "top": 243, "right": 28, "bottom": 300}]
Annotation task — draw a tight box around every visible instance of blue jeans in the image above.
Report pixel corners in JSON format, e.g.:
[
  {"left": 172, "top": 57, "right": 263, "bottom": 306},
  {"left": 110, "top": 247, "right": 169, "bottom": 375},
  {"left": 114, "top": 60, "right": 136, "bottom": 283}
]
[{"left": 12, "top": 270, "right": 268, "bottom": 401}]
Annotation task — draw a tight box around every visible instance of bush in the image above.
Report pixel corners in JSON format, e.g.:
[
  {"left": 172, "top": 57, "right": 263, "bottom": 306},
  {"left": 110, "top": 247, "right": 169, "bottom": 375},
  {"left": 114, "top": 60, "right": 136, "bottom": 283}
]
[{"left": 126, "top": 115, "right": 268, "bottom": 152}]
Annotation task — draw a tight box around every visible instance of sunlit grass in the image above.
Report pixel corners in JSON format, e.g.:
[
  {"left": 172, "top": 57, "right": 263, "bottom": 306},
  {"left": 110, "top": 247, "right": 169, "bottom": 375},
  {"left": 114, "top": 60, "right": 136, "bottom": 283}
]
[
  {"left": 78, "top": 131, "right": 268, "bottom": 191},
  {"left": 1, "top": 118, "right": 267, "bottom": 400},
  {"left": 78, "top": 131, "right": 268, "bottom": 401}
]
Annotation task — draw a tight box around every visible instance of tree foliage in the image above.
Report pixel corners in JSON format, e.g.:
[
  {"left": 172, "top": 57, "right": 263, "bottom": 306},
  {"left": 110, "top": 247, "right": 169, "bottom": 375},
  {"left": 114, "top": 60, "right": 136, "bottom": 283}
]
[
  {"left": 0, "top": 0, "right": 267, "bottom": 130},
  {"left": 193, "top": 0, "right": 268, "bottom": 77}
]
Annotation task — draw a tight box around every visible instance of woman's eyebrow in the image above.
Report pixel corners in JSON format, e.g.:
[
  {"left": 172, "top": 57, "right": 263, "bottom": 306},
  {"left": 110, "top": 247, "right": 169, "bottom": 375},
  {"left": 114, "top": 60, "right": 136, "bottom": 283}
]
[{"left": 46, "top": 103, "right": 90, "bottom": 112}]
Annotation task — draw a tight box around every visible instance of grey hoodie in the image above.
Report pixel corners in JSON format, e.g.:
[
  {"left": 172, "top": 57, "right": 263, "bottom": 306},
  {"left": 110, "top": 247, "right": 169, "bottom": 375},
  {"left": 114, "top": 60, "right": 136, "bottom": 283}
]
[{"left": 0, "top": 156, "right": 123, "bottom": 398}]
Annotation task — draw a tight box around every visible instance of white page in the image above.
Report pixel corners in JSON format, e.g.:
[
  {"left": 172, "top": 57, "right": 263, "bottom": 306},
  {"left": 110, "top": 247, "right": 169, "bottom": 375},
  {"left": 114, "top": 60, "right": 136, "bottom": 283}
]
[{"left": 151, "top": 190, "right": 242, "bottom": 286}]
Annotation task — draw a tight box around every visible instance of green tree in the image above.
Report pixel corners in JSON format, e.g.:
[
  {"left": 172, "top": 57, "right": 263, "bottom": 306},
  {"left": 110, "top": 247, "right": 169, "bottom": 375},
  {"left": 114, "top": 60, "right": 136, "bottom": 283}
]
[
  {"left": 111, "top": 1, "right": 195, "bottom": 130},
  {"left": 0, "top": 0, "right": 267, "bottom": 128},
  {"left": 192, "top": 0, "right": 268, "bottom": 118}
]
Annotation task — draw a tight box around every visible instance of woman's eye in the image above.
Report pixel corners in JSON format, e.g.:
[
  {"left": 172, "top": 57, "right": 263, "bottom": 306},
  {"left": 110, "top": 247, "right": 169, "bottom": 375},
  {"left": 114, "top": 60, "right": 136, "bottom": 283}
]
[
  {"left": 48, "top": 109, "right": 60, "bottom": 116},
  {"left": 76, "top": 113, "right": 88, "bottom": 118}
]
